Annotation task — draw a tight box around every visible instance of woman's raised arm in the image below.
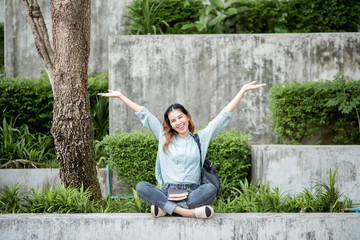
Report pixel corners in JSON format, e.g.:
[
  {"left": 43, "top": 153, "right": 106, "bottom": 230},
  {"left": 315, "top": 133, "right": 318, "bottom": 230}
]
[
  {"left": 97, "top": 90, "right": 141, "bottom": 112},
  {"left": 224, "top": 81, "right": 266, "bottom": 112}
]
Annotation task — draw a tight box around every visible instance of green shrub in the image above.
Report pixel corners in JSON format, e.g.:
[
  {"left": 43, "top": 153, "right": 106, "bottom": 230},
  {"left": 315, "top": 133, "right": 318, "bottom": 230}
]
[
  {"left": 0, "top": 183, "right": 25, "bottom": 213},
  {"left": 99, "top": 128, "right": 251, "bottom": 198},
  {"left": 88, "top": 73, "right": 109, "bottom": 140},
  {"left": 285, "top": 0, "right": 360, "bottom": 33},
  {"left": 0, "top": 182, "right": 149, "bottom": 214},
  {"left": 0, "top": 117, "right": 57, "bottom": 168},
  {"left": 0, "top": 72, "right": 53, "bottom": 134},
  {"left": 100, "top": 130, "right": 158, "bottom": 189},
  {"left": 0, "top": 72, "right": 109, "bottom": 137},
  {"left": 206, "top": 129, "right": 251, "bottom": 199},
  {"left": 1, "top": 169, "right": 351, "bottom": 213},
  {"left": 212, "top": 169, "right": 352, "bottom": 213},
  {"left": 234, "top": 0, "right": 289, "bottom": 33},
  {"left": 181, "top": 0, "right": 250, "bottom": 34},
  {"left": 270, "top": 74, "right": 360, "bottom": 144},
  {"left": 126, "top": 0, "right": 203, "bottom": 34},
  {"left": 24, "top": 183, "right": 97, "bottom": 213},
  {"left": 100, "top": 190, "right": 150, "bottom": 213},
  {"left": 181, "top": 0, "right": 360, "bottom": 34}
]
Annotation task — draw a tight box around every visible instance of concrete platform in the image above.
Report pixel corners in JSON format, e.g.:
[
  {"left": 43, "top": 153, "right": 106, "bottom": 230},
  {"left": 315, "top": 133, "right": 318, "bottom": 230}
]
[
  {"left": 0, "top": 168, "right": 129, "bottom": 198},
  {"left": 1, "top": 213, "right": 359, "bottom": 240},
  {"left": 251, "top": 145, "right": 360, "bottom": 204}
]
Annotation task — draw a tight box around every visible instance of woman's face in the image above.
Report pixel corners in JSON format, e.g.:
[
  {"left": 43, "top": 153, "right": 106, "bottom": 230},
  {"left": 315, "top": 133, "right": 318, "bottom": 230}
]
[{"left": 168, "top": 109, "right": 190, "bottom": 138}]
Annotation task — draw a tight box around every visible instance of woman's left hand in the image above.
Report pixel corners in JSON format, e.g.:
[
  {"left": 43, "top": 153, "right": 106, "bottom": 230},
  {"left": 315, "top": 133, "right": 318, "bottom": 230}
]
[
  {"left": 225, "top": 81, "right": 266, "bottom": 112},
  {"left": 240, "top": 81, "right": 267, "bottom": 93}
]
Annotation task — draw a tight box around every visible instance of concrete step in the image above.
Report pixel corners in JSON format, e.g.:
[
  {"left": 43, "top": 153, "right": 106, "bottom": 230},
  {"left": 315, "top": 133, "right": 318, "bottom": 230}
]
[{"left": 1, "top": 213, "right": 359, "bottom": 240}]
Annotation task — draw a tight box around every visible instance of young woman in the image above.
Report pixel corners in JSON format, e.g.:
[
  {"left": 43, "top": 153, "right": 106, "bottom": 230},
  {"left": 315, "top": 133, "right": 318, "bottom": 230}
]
[{"left": 98, "top": 81, "right": 266, "bottom": 218}]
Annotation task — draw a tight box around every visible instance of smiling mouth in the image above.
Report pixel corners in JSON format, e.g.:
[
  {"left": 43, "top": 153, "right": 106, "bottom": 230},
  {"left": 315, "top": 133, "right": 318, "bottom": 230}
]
[{"left": 177, "top": 124, "right": 185, "bottom": 131}]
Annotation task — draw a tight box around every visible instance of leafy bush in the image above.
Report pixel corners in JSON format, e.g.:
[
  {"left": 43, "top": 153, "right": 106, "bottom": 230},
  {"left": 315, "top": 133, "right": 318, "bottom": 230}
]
[
  {"left": 0, "top": 183, "right": 25, "bottom": 213},
  {"left": 285, "top": 0, "right": 360, "bottom": 33},
  {"left": 182, "top": 0, "right": 250, "bottom": 34},
  {"left": 0, "top": 169, "right": 351, "bottom": 214},
  {"left": 100, "top": 130, "right": 158, "bottom": 189},
  {"left": 25, "top": 184, "right": 97, "bottom": 213},
  {"left": 270, "top": 74, "right": 360, "bottom": 144},
  {"left": 181, "top": 0, "right": 360, "bottom": 34},
  {"left": 99, "top": 128, "right": 251, "bottom": 198},
  {"left": 88, "top": 73, "right": 109, "bottom": 140},
  {"left": 100, "top": 190, "right": 150, "bottom": 213},
  {"left": 0, "top": 183, "right": 149, "bottom": 214},
  {"left": 0, "top": 72, "right": 109, "bottom": 138},
  {"left": 233, "top": 0, "right": 289, "bottom": 33},
  {"left": 206, "top": 129, "right": 251, "bottom": 199},
  {"left": 213, "top": 169, "right": 352, "bottom": 213},
  {"left": 0, "top": 117, "right": 57, "bottom": 168},
  {"left": 126, "top": 0, "right": 203, "bottom": 34},
  {"left": 0, "top": 72, "right": 53, "bottom": 134}
]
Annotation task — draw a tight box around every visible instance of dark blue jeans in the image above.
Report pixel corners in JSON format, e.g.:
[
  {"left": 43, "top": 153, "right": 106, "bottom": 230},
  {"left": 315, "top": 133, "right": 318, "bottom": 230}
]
[{"left": 136, "top": 181, "right": 217, "bottom": 214}]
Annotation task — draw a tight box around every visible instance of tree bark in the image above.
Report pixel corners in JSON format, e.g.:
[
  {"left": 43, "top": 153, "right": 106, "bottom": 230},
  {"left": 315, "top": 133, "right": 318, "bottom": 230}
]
[
  {"left": 50, "top": 0, "right": 101, "bottom": 200},
  {"left": 23, "top": 0, "right": 102, "bottom": 201}
]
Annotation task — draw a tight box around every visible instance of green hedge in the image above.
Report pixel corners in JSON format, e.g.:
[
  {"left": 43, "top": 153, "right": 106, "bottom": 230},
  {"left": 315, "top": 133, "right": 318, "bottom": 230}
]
[
  {"left": 0, "top": 72, "right": 53, "bottom": 134},
  {"left": 127, "top": 0, "right": 360, "bottom": 34},
  {"left": 0, "top": 72, "right": 109, "bottom": 136},
  {"left": 234, "top": 0, "right": 360, "bottom": 33},
  {"left": 100, "top": 128, "right": 251, "bottom": 198},
  {"left": 270, "top": 74, "right": 360, "bottom": 144},
  {"left": 126, "top": 0, "right": 203, "bottom": 34}
]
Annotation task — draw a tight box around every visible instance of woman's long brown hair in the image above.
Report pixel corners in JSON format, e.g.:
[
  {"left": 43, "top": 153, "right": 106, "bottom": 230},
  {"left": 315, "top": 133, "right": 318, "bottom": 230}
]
[{"left": 162, "top": 104, "right": 195, "bottom": 153}]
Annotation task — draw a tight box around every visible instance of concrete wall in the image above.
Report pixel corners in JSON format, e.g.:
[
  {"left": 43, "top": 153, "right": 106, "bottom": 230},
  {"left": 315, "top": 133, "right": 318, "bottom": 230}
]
[
  {"left": 0, "top": 0, "right": 4, "bottom": 22},
  {"left": 0, "top": 168, "right": 129, "bottom": 198},
  {"left": 4, "top": 0, "right": 132, "bottom": 79},
  {"left": 109, "top": 33, "right": 360, "bottom": 143},
  {"left": 1, "top": 213, "right": 359, "bottom": 240},
  {"left": 251, "top": 145, "right": 360, "bottom": 204},
  {"left": 1, "top": 145, "right": 359, "bottom": 202}
]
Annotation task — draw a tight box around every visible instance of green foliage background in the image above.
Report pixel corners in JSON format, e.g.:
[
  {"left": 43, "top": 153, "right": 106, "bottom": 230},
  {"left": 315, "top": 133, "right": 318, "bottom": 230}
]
[
  {"left": 232, "top": 0, "right": 360, "bottom": 33},
  {"left": 1, "top": 169, "right": 351, "bottom": 213},
  {"left": 126, "top": 0, "right": 360, "bottom": 34},
  {"left": 126, "top": 0, "right": 203, "bottom": 34},
  {"left": 100, "top": 129, "right": 251, "bottom": 198},
  {"left": 0, "top": 72, "right": 109, "bottom": 138},
  {"left": 270, "top": 74, "right": 360, "bottom": 144}
]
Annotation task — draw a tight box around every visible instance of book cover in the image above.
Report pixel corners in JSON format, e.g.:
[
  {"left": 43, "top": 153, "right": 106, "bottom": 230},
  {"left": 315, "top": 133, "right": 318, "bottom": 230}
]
[{"left": 168, "top": 189, "right": 189, "bottom": 201}]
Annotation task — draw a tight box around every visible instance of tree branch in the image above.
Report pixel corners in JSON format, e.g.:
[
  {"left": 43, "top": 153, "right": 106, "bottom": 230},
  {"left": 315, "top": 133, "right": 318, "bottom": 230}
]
[
  {"left": 22, "top": 0, "right": 54, "bottom": 87},
  {"left": 355, "top": 106, "right": 360, "bottom": 135}
]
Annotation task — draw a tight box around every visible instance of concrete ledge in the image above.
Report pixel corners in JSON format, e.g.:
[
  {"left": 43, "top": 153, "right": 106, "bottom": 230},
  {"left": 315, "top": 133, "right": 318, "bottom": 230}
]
[
  {"left": 0, "top": 168, "right": 129, "bottom": 198},
  {"left": 1, "top": 213, "right": 359, "bottom": 240},
  {"left": 251, "top": 145, "right": 360, "bottom": 204}
]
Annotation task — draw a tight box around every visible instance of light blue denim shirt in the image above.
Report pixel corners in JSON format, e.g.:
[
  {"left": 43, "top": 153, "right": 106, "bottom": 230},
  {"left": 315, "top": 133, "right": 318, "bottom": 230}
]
[{"left": 135, "top": 106, "right": 232, "bottom": 187}]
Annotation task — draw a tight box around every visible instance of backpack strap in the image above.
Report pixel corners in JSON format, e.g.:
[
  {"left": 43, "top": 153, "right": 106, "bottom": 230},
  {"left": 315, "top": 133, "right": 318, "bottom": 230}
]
[{"left": 192, "top": 134, "right": 203, "bottom": 168}]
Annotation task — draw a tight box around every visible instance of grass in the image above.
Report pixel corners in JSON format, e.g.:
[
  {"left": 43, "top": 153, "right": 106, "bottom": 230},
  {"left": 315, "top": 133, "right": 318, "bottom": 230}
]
[{"left": 0, "top": 169, "right": 352, "bottom": 214}]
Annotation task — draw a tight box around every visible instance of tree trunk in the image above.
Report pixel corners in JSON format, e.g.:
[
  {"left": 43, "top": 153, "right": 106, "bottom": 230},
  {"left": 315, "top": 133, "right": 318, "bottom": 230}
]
[
  {"left": 50, "top": 0, "right": 101, "bottom": 200},
  {"left": 23, "top": 0, "right": 101, "bottom": 200}
]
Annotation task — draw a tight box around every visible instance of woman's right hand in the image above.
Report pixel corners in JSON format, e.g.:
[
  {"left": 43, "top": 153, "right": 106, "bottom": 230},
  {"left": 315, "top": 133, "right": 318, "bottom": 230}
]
[
  {"left": 98, "top": 90, "right": 141, "bottom": 112},
  {"left": 97, "top": 90, "right": 123, "bottom": 98}
]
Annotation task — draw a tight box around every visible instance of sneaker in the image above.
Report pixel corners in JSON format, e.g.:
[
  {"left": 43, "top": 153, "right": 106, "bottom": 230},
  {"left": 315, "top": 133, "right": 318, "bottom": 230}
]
[
  {"left": 151, "top": 205, "right": 167, "bottom": 218},
  {"left": 195, "top": 205, "right": 214, "bottom": 219}
]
